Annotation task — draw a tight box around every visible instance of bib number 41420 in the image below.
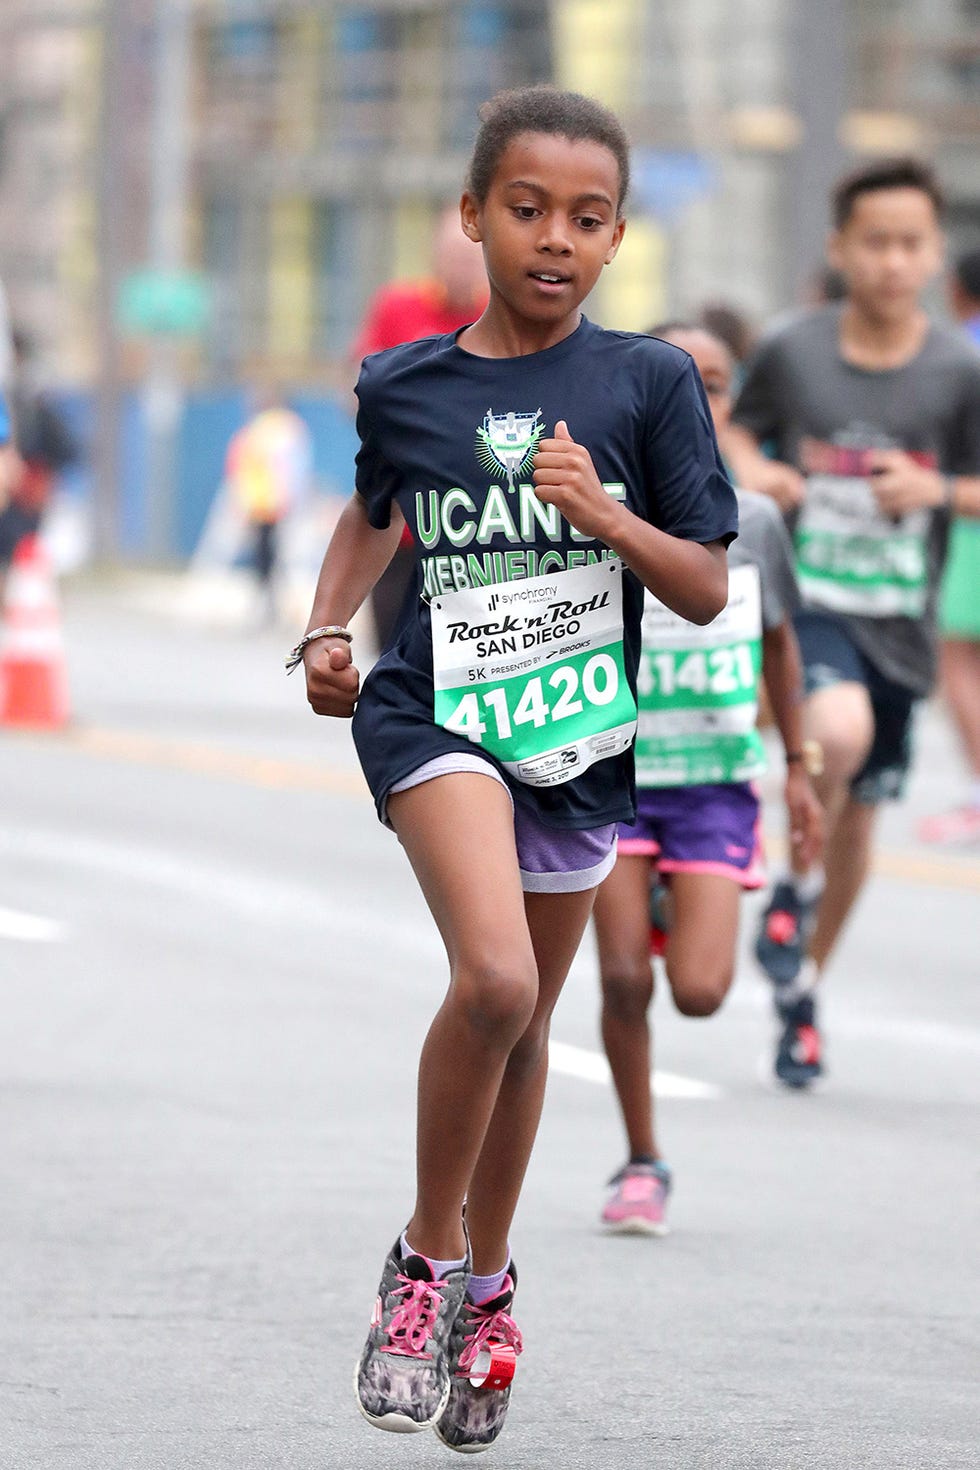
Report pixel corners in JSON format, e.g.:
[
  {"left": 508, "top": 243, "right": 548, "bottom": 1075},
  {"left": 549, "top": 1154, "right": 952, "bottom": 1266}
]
[{"left": 444, "top": 652, "right": 620, "bottom": 744}]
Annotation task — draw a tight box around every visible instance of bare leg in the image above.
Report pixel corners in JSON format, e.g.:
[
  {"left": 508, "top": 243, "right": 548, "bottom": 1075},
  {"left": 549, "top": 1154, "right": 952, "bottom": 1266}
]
[
  {"left": 785, "top": 683, "right": 877, "bottom": 975},
  {"left": 808, "top": 797, "right": 878, "bottom": 972},
  {"left": 592, "top": 854, "right": 659, "bottom": 1161},
  {"left": 790, "top": 682, "right": 874, "bottom": 882},
  {"left": 464, "top": 886, "right": 598, "bottom": 1274},
  {"left": 388, "top": 774, "right": 538, "bottom": 1264},
  {"left": 663, "top": 871, "right": 741, "bottom": 1017}
]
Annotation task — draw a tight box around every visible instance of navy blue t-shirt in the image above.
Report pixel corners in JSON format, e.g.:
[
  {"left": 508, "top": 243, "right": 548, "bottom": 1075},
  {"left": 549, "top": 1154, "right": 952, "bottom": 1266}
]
[{"left": 351, "top": 316, "right": 738, "bottom": 830}]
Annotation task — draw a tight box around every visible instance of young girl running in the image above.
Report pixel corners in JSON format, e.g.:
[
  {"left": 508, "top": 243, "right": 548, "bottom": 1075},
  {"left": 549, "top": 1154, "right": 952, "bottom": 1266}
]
[
  {"left": 594, "top": 324, "right": 823, "bottom": 1234},
  {"left": 289, "top": 88, "right": 737, "bottom": 1452}
]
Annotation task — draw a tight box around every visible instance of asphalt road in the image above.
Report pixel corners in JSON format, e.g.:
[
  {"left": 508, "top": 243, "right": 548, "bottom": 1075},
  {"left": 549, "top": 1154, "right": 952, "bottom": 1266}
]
[{"left": 2, "top": 577, "right": 978, "bottom": 1470}]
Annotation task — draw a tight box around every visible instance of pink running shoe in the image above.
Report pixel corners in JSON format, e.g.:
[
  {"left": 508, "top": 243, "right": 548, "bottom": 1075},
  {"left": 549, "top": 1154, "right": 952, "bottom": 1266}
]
[
  {"left": 917, "top": 804, "right": 980, "bottom": 846},
  {"left": 600, "top": 1161, "right": 672, "bottom": 1236}
]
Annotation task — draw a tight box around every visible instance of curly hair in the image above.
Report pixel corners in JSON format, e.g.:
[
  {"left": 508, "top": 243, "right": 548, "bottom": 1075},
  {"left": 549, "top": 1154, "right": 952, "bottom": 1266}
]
[{"left": 466, "top": 85, "right": 630, "bottom": 213}]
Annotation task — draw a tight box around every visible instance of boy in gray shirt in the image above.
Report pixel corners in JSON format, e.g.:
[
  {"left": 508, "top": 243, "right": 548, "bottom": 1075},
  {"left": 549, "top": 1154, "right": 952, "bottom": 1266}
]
[{"left": 728, "top": 157, "right": 980, "bottom": 1087}]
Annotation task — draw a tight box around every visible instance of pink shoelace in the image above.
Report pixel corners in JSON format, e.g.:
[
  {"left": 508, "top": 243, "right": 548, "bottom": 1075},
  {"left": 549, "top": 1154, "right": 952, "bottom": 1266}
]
[
  {"left": 457, "top": 1298, "right": 524, "bottom": 1376},
  {"left": 381, "top": 1272, "right": 449, "bottom": 1359}
]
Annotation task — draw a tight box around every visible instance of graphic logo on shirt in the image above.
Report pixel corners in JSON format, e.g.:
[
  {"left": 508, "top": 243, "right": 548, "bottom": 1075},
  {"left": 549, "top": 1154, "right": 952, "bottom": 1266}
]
[
  {"left": 799, "top": 425, "right": 937, "bottom": 477},
  {"left": 476, "top": 408, "right": 545, "bottom": 492}
]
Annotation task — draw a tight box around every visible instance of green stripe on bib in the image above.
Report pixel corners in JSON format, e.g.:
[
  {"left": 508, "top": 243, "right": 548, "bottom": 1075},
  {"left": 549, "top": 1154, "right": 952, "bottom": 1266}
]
[{"left": 634, "top": 563, "right": 766, "bottom": 787}]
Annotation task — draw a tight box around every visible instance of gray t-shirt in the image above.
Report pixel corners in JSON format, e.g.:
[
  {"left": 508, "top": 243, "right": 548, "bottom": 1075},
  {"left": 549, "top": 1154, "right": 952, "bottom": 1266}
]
[
  {"left": 732, "top": 487, "right": 800, "bottom": 631},
  {"left": 733, "top": 305, "right": 980, "bottom": 694}
]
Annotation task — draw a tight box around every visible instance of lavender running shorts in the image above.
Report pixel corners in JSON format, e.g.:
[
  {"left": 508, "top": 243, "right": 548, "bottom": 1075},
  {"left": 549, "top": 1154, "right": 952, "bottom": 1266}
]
[
  {"left": 386, "top": 754, "right": 617, "bottom": 894},
  {"left": 617, "top": 782, "right": 765, "bottom": 889}
]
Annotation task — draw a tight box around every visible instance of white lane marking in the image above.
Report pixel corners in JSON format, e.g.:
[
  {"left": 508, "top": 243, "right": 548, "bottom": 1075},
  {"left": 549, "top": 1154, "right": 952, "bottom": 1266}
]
[
  {"left": 548, "top": 1039, "right": 722, "bottom": 1100},
  {"left": 8, "top": 827, "right": 979, "bottom": 1063},
  {"left": 0, "top": 906, "right": 65, "bottom": 943}
]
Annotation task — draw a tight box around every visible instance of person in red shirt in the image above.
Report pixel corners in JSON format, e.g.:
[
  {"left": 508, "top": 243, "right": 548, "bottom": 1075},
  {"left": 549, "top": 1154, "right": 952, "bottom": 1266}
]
[
  {"left": 351, "top": 205, "right": 489, "bottom": 360},
  {"left": 351, "top": 206, "right": 488, "bottom": 648}
]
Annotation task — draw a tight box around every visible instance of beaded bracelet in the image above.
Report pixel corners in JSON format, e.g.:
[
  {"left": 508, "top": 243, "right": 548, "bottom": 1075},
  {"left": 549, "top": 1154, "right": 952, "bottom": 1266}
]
[{"left": 284, "top": 625, "right": 352, "bottom": 674}]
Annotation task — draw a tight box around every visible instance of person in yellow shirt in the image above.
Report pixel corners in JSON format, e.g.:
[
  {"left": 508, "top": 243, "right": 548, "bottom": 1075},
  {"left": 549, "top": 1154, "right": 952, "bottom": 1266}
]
[{"left": 225, "top": 393, "right": 312, "bottom": 623}]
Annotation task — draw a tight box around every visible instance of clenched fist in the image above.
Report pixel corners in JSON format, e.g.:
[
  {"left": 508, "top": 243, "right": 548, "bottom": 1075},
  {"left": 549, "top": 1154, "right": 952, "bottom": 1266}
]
[
  {"left": 867, "top": 449, "right": 945, "bottom": 518},
  {"left": 304, "top": 637, "right": 360, "bottom": 718},
  {"left": 532, "top": 420, "right": 622, "bottom": 543}
]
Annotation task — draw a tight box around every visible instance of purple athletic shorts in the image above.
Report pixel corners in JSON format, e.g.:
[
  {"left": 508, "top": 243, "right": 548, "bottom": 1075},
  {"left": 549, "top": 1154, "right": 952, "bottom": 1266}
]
[
  {"left": 386, "top": 754, "right": 617, "bottom": 894},
  {"left": 617, "top": 782, "right": 765, "bottom": 889}
]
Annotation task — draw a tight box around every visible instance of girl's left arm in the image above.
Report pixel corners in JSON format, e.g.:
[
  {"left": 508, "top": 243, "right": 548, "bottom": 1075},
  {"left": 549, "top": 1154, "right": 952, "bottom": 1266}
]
[{"left": 532, "top": 420, "right": 729, "bottom": 624}]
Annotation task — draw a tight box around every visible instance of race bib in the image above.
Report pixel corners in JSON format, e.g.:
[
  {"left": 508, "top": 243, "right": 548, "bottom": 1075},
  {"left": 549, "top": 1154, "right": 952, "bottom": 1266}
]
[
  {"left": 634, "top": 564, "right": 765, "bottom": 787},
  {"left": 795, "top": 475, "right": 929, "bottom": 617},
  {"left": 430, "top": 560, "right": 637, "bottom": 788}
]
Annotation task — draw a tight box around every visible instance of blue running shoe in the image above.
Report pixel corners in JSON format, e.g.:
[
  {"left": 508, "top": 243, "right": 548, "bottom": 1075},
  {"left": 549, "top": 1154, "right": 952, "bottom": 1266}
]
[
  {"left": 755, "top": 879, "right": 818, "bottom": 989},
  {"left": 774, "top": 993, "right": 824, "bottom": 1089}
]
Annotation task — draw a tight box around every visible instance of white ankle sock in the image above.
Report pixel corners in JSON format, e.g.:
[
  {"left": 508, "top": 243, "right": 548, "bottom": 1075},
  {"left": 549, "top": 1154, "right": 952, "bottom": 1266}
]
[
  {"left": 467, "top": 1260, "right": 510, "bottom": 1305},
  {"left": 780, "top": 867, "right": 824, "bottom": 903},
  {"left": 779, "top": 957, "right": 820, "bottom": 1005},
  {"left": 400, "top": 1232, "right": 467, "bottom": 1280}
]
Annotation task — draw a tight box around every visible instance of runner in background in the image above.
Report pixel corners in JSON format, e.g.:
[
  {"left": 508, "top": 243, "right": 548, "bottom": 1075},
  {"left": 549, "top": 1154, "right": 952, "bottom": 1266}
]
[
  {"left": 726, "top": 158, "right": 980, "bottom": 1087},
  {"left": 593, "top": 323, "right": 821, "bottom": 1228},
  {"left": 920, "top": 247, "right": 980, "bottom": 843},
  {"left": 292, "top": 86, "right": 736, "bottom": 1451},
  {"left": 224, "top": 390, "right": 312, "bottom": 625},
  {"left": 697, "top": 300, "right": 756, "bottom": 371},
  {"left": 350, "top": 206, "right": 488, "bottom": 651}
]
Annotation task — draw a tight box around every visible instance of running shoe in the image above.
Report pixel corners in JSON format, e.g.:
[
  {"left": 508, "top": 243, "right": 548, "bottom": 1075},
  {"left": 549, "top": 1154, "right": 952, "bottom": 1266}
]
[
  {"left": 600, "top": 1161, "right": 672, "bottom": 1236},
  {"left": 774, "top": 993, "right": 823, "bottom": 1090},
  {"left": 355, "top": 1237, "right": 470, "bottom": 1433},
  {"left": 434, "top": 1265, "right": 523, "bottom": 1454},
  {"left": 917, "top": 803, "right": 980, "bottom": 846},
  {"left": 754, "top": 879, "right": 819, "bottom": 988}
]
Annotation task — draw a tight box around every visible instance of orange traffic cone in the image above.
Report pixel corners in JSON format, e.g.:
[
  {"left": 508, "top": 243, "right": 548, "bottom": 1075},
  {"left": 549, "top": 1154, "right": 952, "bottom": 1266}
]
[{"left": 0, "top": 534, "right": 70, "bottom": 729}]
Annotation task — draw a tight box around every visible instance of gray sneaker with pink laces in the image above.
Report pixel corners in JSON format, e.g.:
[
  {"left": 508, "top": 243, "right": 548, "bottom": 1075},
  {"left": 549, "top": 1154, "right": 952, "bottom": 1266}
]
[
  {"left": 434, "top": 1264, "right": 523, "bottom": 1454},
  {"left": 355, "top": 1238, "right": 470, "bottom": 1433}
]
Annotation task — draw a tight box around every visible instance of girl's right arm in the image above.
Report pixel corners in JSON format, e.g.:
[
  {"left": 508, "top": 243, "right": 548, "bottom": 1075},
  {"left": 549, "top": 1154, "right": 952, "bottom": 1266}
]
[{"left": 302, "top": 492, "right": 406, "bottom": 718}]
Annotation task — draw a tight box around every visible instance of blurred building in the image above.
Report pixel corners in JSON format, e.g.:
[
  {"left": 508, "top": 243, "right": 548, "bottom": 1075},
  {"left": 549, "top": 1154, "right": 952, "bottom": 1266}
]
[{"left": 1, "top": 0, "right": 978, "bottom": 388}]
